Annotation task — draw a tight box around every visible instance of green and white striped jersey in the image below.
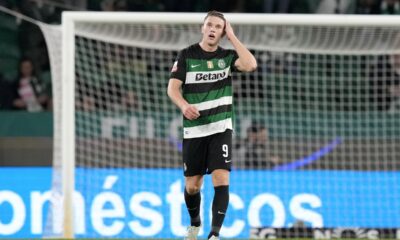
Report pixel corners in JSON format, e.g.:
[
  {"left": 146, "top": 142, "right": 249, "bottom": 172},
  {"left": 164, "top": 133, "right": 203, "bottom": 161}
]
[{"left": 170, "top": 43, "right": 239, "bottom": 139}]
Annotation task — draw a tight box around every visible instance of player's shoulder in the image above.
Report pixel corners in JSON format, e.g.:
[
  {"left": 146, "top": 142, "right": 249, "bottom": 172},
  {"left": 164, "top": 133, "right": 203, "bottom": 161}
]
[{"left": 175, "top": 44, "right": 199, "bottom": 60}]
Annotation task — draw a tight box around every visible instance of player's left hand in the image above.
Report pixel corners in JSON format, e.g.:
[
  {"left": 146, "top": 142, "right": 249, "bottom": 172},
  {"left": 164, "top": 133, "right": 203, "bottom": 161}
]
[{"left": 225, "top": 21, "right": 235, "bottom": 41}]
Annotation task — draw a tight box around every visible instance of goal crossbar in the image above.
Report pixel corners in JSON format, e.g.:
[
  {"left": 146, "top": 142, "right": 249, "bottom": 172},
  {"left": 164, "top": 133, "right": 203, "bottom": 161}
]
[{"left": 63, "top": 12, "right": 400, "bottom": 26}]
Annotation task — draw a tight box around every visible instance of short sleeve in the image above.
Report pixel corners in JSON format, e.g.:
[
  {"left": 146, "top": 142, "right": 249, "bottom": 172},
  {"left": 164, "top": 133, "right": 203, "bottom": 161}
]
[
  {"left": 169, "top": 50, "right": 187, "bottom": 82},
  {"left": 229, "top": 49, "right": 239, "bottom": 72}
]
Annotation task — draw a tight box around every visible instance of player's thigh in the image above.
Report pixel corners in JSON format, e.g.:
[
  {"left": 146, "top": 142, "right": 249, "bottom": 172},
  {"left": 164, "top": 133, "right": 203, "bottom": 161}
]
[
  {"left": 183, "top": 137, "right": 207, "bottom": 176},
  {"left": 207, "top": 129, "right": 232, "bottom": 174}
]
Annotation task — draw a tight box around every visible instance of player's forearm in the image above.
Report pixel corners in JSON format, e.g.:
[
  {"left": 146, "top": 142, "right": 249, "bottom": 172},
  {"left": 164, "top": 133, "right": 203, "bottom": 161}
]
[
  {"left": 229, "top": 35, "right": 257, "bottom": 72},
  {"left": 167, "top": 85, "right": 189, "bottom": 111},
  {"left": 168, "top": 80, "right": 200, "bottom": 120}
]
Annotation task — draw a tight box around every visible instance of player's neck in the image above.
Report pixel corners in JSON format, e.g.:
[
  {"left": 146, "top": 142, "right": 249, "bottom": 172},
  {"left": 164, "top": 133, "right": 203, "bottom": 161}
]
[{"left": 199, "top": 41, "right": 218, "bottom": 52}]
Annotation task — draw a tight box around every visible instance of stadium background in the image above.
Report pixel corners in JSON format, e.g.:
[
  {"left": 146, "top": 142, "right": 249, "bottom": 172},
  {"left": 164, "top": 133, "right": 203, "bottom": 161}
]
[{"left": 0, "top": 0, "right": 400, "bottom": 239}]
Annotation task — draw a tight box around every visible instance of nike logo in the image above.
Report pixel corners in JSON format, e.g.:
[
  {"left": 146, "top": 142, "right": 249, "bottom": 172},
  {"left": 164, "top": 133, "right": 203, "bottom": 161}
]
[
  {"left": 225, "top": 159, "right": 231, "bottom": 163},
  {"left": 191, "top": 64, "right": 201, "bottom": 68},
  {"left": 218, "top": 211, "right": 225, "bottom": 215}
]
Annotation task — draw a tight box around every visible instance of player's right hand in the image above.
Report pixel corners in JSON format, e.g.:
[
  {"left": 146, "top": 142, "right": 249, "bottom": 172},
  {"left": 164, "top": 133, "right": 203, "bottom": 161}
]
[
  {"left": 182, "top": 104, "right": 200, "bottom": 120},
  {"left": 225, "top": 21, "right": 235, "bottom": 41}
]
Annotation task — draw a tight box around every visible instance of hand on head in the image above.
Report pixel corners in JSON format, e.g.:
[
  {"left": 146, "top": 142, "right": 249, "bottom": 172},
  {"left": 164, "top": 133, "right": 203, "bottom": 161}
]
[{"left": 224, "top": 21, "right": 235, "bottom": 40}]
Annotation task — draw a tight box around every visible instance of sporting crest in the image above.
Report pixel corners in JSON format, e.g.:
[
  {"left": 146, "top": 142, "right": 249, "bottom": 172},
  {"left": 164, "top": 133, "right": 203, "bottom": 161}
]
[{"left": 218, "top": 59, "right": 226, "bottom": 68}]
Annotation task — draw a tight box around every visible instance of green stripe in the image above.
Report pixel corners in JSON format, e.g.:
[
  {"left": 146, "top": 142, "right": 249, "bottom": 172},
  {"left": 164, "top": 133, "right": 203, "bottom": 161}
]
[
  {"left": 184, "top": 86, "right": 232, "bottom": 104},
  {"left": 186, "top": 55, "right": 234, "bottom": 72},
  {"left": 184, "top": 111, "right": 232, "bottom": 128}
]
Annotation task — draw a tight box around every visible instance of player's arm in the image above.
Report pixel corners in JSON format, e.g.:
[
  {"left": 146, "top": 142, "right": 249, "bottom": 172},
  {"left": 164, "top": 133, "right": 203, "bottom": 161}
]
[
  {"left": 167, "top": 78, "right": 200, "bottom": 120},
  {"left": 225, "top": 21, "right": 257, "bottom": 72}
]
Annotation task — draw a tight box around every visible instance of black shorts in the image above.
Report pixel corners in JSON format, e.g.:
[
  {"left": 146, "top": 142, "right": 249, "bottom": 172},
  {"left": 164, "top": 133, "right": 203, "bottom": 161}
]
[{"left": 182, "top": 129, "right": 232, "bottom": 176}]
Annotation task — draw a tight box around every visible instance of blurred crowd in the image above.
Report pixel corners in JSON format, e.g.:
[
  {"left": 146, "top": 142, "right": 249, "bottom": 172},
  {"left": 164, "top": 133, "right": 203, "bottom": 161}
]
[{"left": 0, "top": 0, "right": 400, "bottom": 112}]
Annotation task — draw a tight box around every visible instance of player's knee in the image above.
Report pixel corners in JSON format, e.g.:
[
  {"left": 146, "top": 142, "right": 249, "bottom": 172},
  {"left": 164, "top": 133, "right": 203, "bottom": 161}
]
[
  {"left": 186, "top": 185, "right": 201, "bottom": 195},
  {"left": 213, "top": 179, "right": 229, "bottom": 187}
]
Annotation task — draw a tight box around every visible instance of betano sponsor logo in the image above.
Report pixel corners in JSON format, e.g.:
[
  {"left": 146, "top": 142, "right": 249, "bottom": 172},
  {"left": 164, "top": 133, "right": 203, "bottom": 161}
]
[
  {"left": 186, "top": 68, "right": 230, "bottom": 84},
  {"left": 195, "top": 71, "right": 226, "bottom": 81}
]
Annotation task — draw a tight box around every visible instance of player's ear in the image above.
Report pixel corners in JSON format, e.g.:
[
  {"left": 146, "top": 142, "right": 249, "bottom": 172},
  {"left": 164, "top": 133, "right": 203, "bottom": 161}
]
[{"left": 222, "top": 22, "right": 226, "bottom": 37}]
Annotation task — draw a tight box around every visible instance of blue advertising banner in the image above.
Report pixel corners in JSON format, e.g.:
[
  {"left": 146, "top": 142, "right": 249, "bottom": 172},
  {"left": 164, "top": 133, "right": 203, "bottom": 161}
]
[{"left": 0, "top": 168, "right": 399, "bottom": 238}]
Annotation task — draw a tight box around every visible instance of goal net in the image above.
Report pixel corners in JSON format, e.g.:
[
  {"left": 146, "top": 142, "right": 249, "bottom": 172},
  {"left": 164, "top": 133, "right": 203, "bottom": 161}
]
[{"left": 43, "top": 13, "right": 400, "bottom": 238}]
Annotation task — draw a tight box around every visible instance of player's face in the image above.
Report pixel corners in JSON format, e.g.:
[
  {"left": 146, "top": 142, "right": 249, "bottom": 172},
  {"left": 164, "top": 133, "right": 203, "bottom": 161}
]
[{"left": 201, "top": 16, "right": 225, "bottom": 47}]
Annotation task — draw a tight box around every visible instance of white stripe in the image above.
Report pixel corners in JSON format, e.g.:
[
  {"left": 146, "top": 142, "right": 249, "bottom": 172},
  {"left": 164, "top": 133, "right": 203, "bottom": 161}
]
[
  {"left": 183, "top": 118, "right": 232, "bottom": 139},
  {"left": 185, "top": 67, "right": 230, "bottom": 84},
  {"left": 193, "top": 96, "right": 232, "bottom": 111}
]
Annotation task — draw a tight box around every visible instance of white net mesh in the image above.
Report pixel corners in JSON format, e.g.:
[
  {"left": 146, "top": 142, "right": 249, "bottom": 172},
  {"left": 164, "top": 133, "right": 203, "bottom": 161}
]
[
  {"left": 43, "top": 15, "right": 400, "bottom": 238},
  {"left": 39, "top": 23, "right": 64, "bottom": 237}
]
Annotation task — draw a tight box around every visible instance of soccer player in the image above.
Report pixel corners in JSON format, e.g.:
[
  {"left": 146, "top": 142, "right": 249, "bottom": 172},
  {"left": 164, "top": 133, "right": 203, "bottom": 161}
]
[{"left": 167, "top": 10, "right": 257, "bottom": 240}]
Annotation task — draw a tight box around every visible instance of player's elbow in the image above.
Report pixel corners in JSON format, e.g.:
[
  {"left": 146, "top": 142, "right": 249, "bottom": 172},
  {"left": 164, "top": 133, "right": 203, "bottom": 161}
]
[
  {"left": 243, "top": 60, "right": 257, "bottom": 72},
  {"left": 238, "top": 58, "right": 257, "bottom": 72},
  {"left": 248, "top": 61, "right": 257, "bottom": 72}
]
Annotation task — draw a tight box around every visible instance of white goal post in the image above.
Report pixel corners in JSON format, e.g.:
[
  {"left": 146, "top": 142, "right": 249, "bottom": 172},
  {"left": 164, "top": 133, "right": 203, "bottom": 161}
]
[{"left": 56, "top": 12, "right": 400, "bottom": 238}]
